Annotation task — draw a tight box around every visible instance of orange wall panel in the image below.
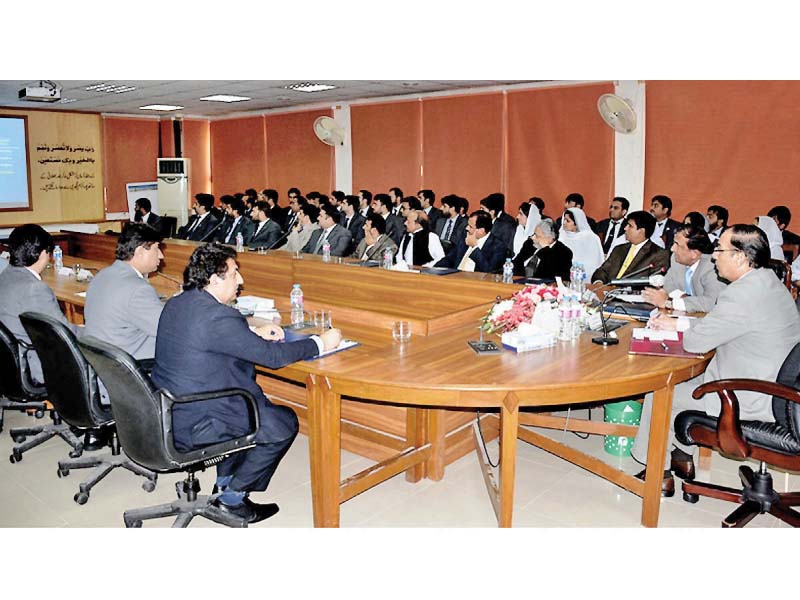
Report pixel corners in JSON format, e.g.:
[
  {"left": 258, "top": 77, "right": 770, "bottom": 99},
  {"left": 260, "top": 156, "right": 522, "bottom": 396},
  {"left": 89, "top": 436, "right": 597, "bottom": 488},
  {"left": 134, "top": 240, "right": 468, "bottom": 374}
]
[
  {"left": 645, "top": 80, "right": 800, "bottom": 224},
  {"left": 351, "top": 100, "right": 422, "bottom": 196},
  {"left": 102, "top": 117, "right": 159, "bottom": 213},
  {"left": 183, "top": 119, "right": 211, "bottom": 201},
  {"left": 210, "top": 116, "right": 267, "bottom": 197},
  {"left": 421, "top": 93, "right": 504, "bottom": 205},
  {"left": 265, "top": 109, "right": 334, "bottom": 198}
]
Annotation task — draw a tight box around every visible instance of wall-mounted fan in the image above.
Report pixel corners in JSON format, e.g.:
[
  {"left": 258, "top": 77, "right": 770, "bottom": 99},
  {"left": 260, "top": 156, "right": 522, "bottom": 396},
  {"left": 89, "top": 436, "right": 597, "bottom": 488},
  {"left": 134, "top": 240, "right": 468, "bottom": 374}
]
[
  {"left": 313, "top": 116, "right": 345, "bottom": 146},
  {"left": 597, "top": 93, "right": 637, "bottom": 134}
]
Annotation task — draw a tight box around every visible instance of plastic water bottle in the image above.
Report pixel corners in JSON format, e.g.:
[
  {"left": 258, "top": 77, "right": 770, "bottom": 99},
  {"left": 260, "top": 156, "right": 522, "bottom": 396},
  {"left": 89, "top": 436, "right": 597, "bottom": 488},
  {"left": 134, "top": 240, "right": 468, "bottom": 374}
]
[
  {"left": 571, "top": 295, "right": 584, "bottom": 340},
  {"left": 322, "top": 241, "right": 331, "bottom": 262},
  {"left": 558, "top": 297, "right": 571, "bottom": 341},
  {"left": 235, "top": 232, "right": 244, "bottom": 252},
  {"left": 569, "top": 262, "right": 578, "bottom": 292},
  {"left": 576, "top": 263, "right": 586, "bottom": 295},
  {"left": 53, "top": 246, "right": 63, "bottom": 270},
  {"left": 290, "top": 284, "right": 304, "bottom": 328},
  {"left": 502, "top": 258, "right": 514, "bottom": 283},
  {"left": 382, "top": 248, "right": 394, "bottom": 269}
]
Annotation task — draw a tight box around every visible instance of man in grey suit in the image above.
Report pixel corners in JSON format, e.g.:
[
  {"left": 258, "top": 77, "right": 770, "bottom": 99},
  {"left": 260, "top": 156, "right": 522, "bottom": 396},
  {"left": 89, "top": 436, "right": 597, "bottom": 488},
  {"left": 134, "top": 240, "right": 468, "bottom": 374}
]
[
  {"left": 248, "top": 201, "right": 283, "bottom": 250},
  {"left": 281, "top": 204, "right": 320, "bottom": 254},
  {"left": 642, "top": 224, "right": 727, "bottom": 313},
  {"left": 0, "top": 225, "right": 80, "bottom": 383},
  {"left": 84, "top": 224, "right": 165, "bottom": 361},
  {"left": 351, "top": 214, "right": 398, "bottom": 261},
  {"left": 632, "top": 225, "right": 800, "bottom": 495},
  {"left": 302, "top": 204, "right": 352, "bottom": 257}
]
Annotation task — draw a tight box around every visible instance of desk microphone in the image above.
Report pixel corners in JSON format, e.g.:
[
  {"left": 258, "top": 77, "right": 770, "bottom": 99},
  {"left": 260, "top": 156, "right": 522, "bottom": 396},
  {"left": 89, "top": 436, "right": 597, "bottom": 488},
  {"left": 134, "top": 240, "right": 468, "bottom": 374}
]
[
  {"left": 468, "top": 295, "right": 503, "bottom": 355},
  {"left": 609, "top": 265, "right": 666, "bottom": 287},
  {"left": 199, "top": 216, "right": 229, "bottom": 243},
  {"left": 591, "top": 288, "right": 627, "bottom": 346},
  {"left": 256, "top": 227, "right": 293, "bottom": 252}
]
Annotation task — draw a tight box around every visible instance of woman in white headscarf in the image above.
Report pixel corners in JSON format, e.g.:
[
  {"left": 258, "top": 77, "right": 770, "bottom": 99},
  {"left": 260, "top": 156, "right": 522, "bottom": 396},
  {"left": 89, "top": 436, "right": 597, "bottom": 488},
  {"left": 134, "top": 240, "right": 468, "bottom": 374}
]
[
  {"left": 558, "top": 207, "right": 605, "bottom": 280},
  {"left": 755, "top": 215, "right": 785, "bottom": 261},
  {"left": 512, "top": 202, "right": 541, "bottom": 258}
]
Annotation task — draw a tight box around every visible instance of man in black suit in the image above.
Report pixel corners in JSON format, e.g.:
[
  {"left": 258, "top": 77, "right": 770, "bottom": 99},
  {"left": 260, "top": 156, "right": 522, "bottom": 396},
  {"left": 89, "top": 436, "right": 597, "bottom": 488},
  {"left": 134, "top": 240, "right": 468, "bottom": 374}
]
[
  {"left": 479, "top": 193, "right": 516, "bottom": 252},
  {"left": 554, "top": 193, "right": 596, "bottom": 234},
  {"left": 151, "top": 243, "right": 341, "bottom": 523},
  {"left": 179, "top": 193, "right": 219, "bottom": 241},
  {"left": 594, "top": 196, "right": 630, "bottom": 255},
  {"left": 261, "top": 189, "right": 288, "bottom": 232},
  {"left": 133, "top": 198, "right": 161, "bottom": 231},
  {"left": 591, "top": 211, "right": 671, "bottom": 284},
  {"left": 649, "top": 195, "right": 681, "bottom": 249},
  {"left": 374, "top": 194, "right": 405, "bottom": 246},
  {"left": 706, "top": 204, "right": 728, "bottom": 243},
  {"left": 358, "top": 190, "right": 373, "bottom": 218},
  {"left": 417, "top": 189, "right": 443, "bottom": 232},
  {"left": 435, "top": 211, "right": 507, "bottom": 273},
  {"left": 768, "top": 205, "right": 800, "bottom": 246},
  {"left": 435, "top": 195, "right": 467, "bottom": 251},
  {"left": 513, "top": 218, "right": 572, "bottom": 280},
  {"left": 217, "top": 198, "right": 254, "bottom": 245},
  {"left": 248, "top": 201, "right": 283, "bottom": 250},
  {"left": 341, "top": 195, "right": 366, "bottom": 253},
  {"left": 389, "top": 187, "right": 404, "bottom": 215}
]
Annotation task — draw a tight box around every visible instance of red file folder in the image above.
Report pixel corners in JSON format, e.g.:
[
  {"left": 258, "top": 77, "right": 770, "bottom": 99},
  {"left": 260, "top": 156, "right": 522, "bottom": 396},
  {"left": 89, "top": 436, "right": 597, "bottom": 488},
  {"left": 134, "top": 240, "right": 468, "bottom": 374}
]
[{"left": 628, "top": 331, "right": 707, "bottom": 359}]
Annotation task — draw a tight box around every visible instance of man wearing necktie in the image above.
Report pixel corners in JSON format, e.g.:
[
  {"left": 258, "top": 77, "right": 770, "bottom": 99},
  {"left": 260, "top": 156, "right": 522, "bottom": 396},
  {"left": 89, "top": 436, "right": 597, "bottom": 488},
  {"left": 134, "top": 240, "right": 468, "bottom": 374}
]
[
  {"left": 591, "top": 211, "right": 670, "bottom": 284},
  {"left": 341, "top": 195, "right": 365, "bottom": 253},
  {"left": 301, "top": 203, "right": 353, "bottom": 257},
  {"left": 641, "top": 224, "right": 727, "bottom": 313},
  {"left": 595, "top": 197, "right": 629, "bottom": 255}
]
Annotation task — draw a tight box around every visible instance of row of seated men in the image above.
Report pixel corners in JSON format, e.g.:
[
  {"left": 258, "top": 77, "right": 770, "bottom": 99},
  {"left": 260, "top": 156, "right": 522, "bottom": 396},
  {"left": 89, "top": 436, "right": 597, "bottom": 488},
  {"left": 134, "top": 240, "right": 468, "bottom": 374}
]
[
  {"left": 0, "top": 224, "right": 342, "bottom": 524},
  {"left": 2, "top": 218, "right": 799, "bottom": 512}
]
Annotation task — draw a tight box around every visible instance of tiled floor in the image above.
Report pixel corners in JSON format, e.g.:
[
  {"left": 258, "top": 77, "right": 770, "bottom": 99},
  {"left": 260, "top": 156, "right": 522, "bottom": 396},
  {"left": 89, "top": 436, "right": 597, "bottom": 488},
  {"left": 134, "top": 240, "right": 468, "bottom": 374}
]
[{"left": 1, "top": 408, "right": 797, "bottom": 528}]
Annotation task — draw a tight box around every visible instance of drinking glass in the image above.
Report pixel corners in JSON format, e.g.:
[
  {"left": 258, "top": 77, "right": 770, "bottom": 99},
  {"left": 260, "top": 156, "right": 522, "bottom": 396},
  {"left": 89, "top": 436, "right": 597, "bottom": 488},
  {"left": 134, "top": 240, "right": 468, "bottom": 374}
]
[{"left": 392, "top": 321, "right": 412, "bottom": 343}]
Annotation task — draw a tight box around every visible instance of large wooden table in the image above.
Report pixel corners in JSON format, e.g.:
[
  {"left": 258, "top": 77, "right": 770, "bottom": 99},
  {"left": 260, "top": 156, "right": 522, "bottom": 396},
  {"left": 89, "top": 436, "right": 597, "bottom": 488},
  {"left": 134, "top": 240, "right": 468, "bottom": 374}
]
[{"left": 54, "top": 233, "right": 711, "bottom": 527}]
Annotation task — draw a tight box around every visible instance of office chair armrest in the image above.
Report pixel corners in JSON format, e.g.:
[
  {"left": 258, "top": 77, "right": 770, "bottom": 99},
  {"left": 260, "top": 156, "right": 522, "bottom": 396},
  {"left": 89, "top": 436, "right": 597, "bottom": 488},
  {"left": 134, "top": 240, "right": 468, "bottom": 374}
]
[
  {"left": 692, "top": 379, "right": 800, "bottom": 459},
  {"left": 158, "top": 388, "right": 260, "bottom": 465},
  {"left": 16, "top": 340, "right": 47, "bottom": 399},
  {"left": 136, "top": 358, "right": 156, "bottom": 374}
]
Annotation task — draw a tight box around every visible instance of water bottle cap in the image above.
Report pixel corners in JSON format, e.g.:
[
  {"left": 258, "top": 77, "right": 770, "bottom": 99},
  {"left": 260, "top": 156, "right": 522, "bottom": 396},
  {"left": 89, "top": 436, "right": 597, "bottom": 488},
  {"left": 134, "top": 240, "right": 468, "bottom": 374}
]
[{"left": 293, "top": 283, "right": 300, "bottom": 288}]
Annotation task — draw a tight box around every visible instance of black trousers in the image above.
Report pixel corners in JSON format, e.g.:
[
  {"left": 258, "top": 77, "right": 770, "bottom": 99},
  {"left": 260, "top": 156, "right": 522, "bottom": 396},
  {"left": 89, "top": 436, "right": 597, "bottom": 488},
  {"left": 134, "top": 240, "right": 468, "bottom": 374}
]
[{"left": 217, "top": 401, "right": 299, "bottom": 494}]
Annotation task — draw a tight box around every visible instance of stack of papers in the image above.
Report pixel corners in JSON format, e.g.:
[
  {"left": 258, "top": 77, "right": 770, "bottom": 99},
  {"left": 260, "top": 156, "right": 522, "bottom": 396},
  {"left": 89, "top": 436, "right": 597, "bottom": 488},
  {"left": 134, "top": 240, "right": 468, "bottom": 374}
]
[
  {"left": 632, "top": 328, "right": 679, "bottom": 342},
  {"left": 236, "top": 295, "right": 279, "bottom": 320}
]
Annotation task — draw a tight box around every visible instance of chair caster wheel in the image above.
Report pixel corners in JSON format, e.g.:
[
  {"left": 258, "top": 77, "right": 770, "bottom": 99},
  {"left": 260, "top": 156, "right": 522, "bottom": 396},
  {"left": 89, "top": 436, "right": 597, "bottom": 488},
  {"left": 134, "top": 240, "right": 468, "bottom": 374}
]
[
  {"left": 682, "top": 492, "right": 699, "bottom": 504},
  {"left": 74, "top": 492, "right": 89, "bottom": 505},
  {"left": 68, "top": 450, "right": 82, "bottom": 459},
  {"left": 10, "top": 450, "right": 22, "bottom": 464},
  {"left": 126, "top": 520, "right": 143, "bottom": 528},
  {"left": 12, "top": 435, "right": 26, "bottom": 443},
  {"left": 58, "top": 468, "right": 70, "bottom": 478},
  {"left": 142, "top": 480, "right": 156, "bottom": 493},
  {"left": 35, "top": 410, "right": 45, "bottom": 419}
]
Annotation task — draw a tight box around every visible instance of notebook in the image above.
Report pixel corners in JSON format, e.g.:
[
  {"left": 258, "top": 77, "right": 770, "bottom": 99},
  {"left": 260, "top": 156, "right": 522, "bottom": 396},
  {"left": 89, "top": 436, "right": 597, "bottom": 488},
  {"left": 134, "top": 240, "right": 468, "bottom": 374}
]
[{"left": 628, "top": 330, "right": 706, "bottom": 359}]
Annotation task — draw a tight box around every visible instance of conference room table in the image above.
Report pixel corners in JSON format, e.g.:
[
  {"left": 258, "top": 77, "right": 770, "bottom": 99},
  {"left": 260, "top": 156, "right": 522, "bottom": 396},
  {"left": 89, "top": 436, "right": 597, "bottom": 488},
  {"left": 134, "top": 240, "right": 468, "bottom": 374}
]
[{"left": 46, "top": 246, "right": 711, "bottom": 528}]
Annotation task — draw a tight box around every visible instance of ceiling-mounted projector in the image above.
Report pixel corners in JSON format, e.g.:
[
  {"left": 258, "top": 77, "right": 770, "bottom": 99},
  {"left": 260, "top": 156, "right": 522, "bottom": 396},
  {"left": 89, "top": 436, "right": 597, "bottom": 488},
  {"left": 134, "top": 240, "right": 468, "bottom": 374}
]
[{"left": 19, "top": 83, "right": 61, "bottom": 102}]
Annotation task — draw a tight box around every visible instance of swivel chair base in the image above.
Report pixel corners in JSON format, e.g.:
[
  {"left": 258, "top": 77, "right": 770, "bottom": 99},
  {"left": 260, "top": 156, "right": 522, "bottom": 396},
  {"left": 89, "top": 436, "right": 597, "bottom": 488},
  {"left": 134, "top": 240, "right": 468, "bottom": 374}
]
[
  {"left": 682, "top": 464, "right": 800, "bottom": 528},
  {"left": 9, "top": 412, "right": 83, "bottom": 463},
  {"left": 0, "top": 399, "right": 47, "bottom": 433},
  {"left": 123, "top": 472, "right": 248, "bottom": 528},
  {"left": 57, "top": 434, "right": 158, "bottom": 505}
]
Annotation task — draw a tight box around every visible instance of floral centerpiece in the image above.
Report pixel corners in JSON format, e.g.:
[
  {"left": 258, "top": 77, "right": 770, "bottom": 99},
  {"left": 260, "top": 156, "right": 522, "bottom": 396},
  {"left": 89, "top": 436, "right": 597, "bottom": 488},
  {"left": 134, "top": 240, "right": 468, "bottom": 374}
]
[{"left": 482, "top": 284, "right": 565, "bottom": 334}]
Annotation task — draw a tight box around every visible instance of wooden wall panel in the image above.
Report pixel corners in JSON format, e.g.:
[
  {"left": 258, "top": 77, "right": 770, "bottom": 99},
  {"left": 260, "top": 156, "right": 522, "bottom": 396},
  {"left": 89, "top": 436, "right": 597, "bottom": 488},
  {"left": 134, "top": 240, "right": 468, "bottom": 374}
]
[{"left": 102, "top": 116, "right": 159, "bottom": 214}]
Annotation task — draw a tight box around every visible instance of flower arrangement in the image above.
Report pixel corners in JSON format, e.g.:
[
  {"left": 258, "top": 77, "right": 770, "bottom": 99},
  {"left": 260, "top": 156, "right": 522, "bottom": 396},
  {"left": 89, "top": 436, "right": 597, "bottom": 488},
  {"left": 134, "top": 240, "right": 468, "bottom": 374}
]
[{"left": 482, "top": 284, "right": 564, "bottom": 334}]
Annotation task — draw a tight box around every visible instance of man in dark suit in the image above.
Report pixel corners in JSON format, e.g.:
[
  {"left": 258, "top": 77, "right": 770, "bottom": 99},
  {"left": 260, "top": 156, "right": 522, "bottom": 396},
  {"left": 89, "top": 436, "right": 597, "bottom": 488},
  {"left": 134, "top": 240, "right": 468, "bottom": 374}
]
[
  {"left": 179, "top": 193, "right": 219, "bottom": 241},
  {"left": 554, "top": 193, "right": 596, "bottom": 234},
  {"left": 248, "top": 201, "right": 283, "bottom": 250},
  {"left": 649, "top": 195, "right": 681, "bottom": 249},
  {"left": 302, "top": 203, "right": 353, "bottom": 257},
  {"left": 262, "top": 189, "right": 288, "bottom": 232},
  {"left": 358, "top": 190, "right": 373, "bottom": 218},
  {"left": 435, "top": 211, "right": 507, "bottom": 273},
  {"left": 133, "top": 198, "right": 161, "bottom": 232},
  {"left": 594, "top": 196, "right": 629, "bottom": 256},
  {"left": 217, "top": 198, "right": 254, "bottom": 245},
  {"left": 374, "top": 194, "right": 405, "bottom": 246},
  {"left": 418, "top": 189, "right": 443, "bottom": 232},
  {"left": 341, "top": 195, "right": 366, "bottom": 253},
  {"left": 591, "top": 211, "right": 671, "bottom": 284},
  {"left": 435, "top": 195, "right": 467, "bottom": 251},
  {"left": 706, "top": 204, "right": 728, "bottom": 243},
  {"left": 513, "top": 218, "right": 573, "bottom": 280},
  {"left": 768, "top": 205, "right": 800, "bottom": 246},
  {"left": 479, "top": 193, "right": 516, "bottom": 252},
  {"left": 152, "top": 243, "right": 342, "bottom": 523}
]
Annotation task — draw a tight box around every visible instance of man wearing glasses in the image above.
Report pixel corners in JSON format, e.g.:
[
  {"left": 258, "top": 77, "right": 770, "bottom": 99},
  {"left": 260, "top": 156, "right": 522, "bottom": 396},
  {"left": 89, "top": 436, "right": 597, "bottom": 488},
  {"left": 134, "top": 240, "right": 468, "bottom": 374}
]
[
  {"left": 512, "top": 218, "right": 572, "bottom": 280},
  {"left": 631, "top": 225, "right": 800, "bottom": 496}
]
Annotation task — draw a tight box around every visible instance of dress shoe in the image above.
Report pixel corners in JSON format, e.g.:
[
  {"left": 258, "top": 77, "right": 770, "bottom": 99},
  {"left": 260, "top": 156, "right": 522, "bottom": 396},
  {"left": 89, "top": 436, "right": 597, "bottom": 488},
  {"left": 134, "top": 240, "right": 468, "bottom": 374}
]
[
  {"left": 212, "top": 498, "right": 279, "bottom": 524},
  {"left": 670, "top": 449, "right": 695, "bottom": 481},
  {"left": 82, "top": 428, "right": 109, "bottom": 452},
  {"left": 635, "top": 469, "right": 675, "bottom": 498}
]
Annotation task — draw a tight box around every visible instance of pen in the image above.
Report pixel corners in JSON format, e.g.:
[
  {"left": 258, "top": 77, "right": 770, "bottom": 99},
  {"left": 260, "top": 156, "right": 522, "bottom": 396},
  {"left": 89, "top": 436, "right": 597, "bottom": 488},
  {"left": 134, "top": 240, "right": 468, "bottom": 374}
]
[{"left": 660, "top": 342, "right": 669, "bottom": 352}]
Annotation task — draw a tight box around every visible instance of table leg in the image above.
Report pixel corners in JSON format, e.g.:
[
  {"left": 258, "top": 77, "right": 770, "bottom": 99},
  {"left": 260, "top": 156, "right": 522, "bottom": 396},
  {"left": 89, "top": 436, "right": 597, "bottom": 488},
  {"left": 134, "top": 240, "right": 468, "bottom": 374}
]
[
  {"left": 306, "top": 374, "right": 341, "bottom": 528},
  {"left": 641, "top": 385, "right": 673, "bottom": 528},
  {"left": 405, "top": 408, "right": 427, "bottom": 483},
  {"left": 426, "top": 409, "right": 446, "bottom": 481},
  {"left": 499, "top": 394, "right": 520, "bottom": 528}
]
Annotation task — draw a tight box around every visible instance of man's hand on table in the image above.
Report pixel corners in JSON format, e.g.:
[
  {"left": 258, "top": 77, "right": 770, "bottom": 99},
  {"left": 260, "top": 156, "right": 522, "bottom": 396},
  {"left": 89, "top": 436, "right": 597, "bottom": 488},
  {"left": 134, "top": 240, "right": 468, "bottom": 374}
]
[{"left": 318, "top": 328, "right": 343, "bottom": 351}]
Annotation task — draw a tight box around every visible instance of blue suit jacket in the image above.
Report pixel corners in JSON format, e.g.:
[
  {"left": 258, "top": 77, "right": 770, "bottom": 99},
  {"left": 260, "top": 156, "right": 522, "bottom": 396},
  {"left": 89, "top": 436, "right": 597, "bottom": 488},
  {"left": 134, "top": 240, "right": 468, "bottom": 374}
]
[
  {"left": 151, "top": 288, "right": 319, "bottom": 451},
  {"left": 435, "top": 233, "right": 508, "bottom": 273}
]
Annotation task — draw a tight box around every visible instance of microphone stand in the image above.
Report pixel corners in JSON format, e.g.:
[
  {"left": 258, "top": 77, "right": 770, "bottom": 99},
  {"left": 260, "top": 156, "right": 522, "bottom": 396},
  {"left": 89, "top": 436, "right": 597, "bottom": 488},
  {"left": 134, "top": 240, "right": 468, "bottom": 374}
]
[
  {"left": 468, "top": 295, "right": 503, "bottom": 354},
  {"left": 592, "top": 288, "right": 626, "bottom": 346},
  {"left": 199, "top": 216, "right": 229, "bottom": 243},
  {"left": 256, "top": 226, "right": 293, "bottom": 252}
]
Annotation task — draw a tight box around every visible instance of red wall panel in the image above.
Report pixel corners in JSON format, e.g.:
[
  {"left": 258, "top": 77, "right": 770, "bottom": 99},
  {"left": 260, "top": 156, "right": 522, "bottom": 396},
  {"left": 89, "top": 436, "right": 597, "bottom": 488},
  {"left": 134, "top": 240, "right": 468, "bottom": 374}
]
[
  {"left": 210, "top": 116, "right": 267, "bottom": 197},
  {"left": 183, "top": 119, "right": 211, "bottom": 201},
  {"left": 102, "top": 117, "right": 159, "bottom": 213}
]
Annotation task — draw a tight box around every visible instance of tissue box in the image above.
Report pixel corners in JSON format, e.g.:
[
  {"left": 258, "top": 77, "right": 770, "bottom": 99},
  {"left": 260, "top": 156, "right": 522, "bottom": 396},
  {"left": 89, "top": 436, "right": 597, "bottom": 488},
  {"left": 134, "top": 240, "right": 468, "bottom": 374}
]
[{"left": 501, "top": 327, "right": 557, "bottom": 353}]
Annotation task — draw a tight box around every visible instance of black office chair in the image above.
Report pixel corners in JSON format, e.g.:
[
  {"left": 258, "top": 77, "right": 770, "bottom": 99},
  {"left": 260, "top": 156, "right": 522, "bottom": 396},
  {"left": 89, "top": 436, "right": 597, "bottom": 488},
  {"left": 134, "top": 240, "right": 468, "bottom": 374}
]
[
  {"left": 78, "top": 336, "right": 259, "bottom": 528},
  {"left": 0, "top": 320, "right": 47, "bottom": 434},
  {"left": 20, "top": 313, "right": 158, "bottom": 505},
  {"left": 674, "top": 342, "right": 800, "bottom": 527}
]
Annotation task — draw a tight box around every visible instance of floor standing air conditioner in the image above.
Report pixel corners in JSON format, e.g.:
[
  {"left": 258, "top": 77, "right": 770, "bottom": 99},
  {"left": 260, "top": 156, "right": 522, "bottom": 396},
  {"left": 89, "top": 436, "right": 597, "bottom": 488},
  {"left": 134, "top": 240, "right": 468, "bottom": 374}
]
[{"left": 157, "top": 158, "right": 190, "bottom": 227}]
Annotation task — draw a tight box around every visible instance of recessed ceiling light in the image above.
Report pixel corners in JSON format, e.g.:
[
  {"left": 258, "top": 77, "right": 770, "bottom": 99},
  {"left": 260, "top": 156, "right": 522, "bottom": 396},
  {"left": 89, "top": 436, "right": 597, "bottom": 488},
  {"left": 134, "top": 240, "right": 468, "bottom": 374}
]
[
  {"left": 139, "top": 104, "right": 183, "bottom": 111},
  {"left": 85, "top": 83, "right": 137, "bottom": 94},
  {"left": 199, "top": 95, "right": 251, "bottom": 103},
  {"left": 59, "top": 98, "right": 77, "bottom": 104},
  {"left": 284, "top": 83, "right": 337, "bottom": 93}
]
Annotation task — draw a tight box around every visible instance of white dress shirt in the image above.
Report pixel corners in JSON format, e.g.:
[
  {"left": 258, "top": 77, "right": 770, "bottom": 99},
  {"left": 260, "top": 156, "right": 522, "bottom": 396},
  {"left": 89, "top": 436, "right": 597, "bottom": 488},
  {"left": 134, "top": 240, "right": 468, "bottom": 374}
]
[
  {"left": 669, "top": 259, "right": 699, "bottom": 312},
  {"left": 402, "top": 230, "right": 445, "bottom": 267},
  {"left": 458, "top": 233, "right": 489, "bottom": 272}
]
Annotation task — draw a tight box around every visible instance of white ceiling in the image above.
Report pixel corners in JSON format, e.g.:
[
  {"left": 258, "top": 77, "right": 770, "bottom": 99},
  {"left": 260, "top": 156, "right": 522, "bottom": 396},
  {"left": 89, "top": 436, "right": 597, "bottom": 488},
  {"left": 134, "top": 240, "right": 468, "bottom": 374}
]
[{"left": 0, "top": 80, "right": 539, "bottom": 118}]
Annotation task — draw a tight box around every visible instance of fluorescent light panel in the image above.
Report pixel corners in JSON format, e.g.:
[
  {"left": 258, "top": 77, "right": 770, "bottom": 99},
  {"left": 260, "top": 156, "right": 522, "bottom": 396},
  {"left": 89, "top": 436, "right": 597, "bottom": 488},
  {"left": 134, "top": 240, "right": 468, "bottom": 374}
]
[
  {"left": 284, "top": 82, "right": 337, "bottom": 93},
  {"left": 139, "top": 104, "right": 183, "bottom": 111},
  {"left": 86, "top": 82, "right": 137, "bottom": 94},
  {"left": 199, "top": 94, "right": 251, "bottom": 103}
]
